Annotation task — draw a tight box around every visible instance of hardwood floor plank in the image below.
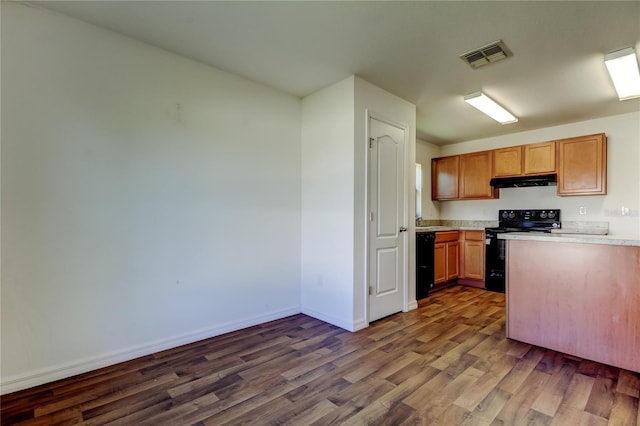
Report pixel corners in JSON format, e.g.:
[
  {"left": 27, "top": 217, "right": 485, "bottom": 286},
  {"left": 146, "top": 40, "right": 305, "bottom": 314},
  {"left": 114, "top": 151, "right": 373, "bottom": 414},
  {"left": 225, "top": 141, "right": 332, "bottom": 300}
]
[
  {"left": 517, "top": 408, "right": 553, "bottom": 426},
  {"left": 81, "top": 392, "right": 172, "bottom": 425},
  {"left": 471, "top": 387, "right": 512, "bottom": 424},
  {"left": 374, "top": 350, "right": 423, "bottom": 379},
  {"left": 209, "top": 391, "right": 295, "bottom": 425},
  {"left": 580, "top": 411, "right": 610, "bottom": 426},
  {"left": 558, "top": 372, "right": 596, "bottom": 411},
  {"left": 340, "top": 366, "right": 442, "bottom": 424},
  {"left": 491, "top": 369, "right": 552, "bottom": 424},
  {"left": 282, "top": 398, "right": 338, "bottom": 425},
  {"left": 531, "top": 357, "right": 580, "bottom": 417},
  {"left": 309, "top": 401, "right": 362, "bottom": 425},
  {"left": 549, "top": 405, "right": 586, "bottom": 426},
  {"left": 2, "top": 285, "right": 639, "bottom": 426},
  {"left": 585, "top": 375, "right": 617, "bottom": 419},
  {"left": 496, "top": 358, "right": 539, "bottom": 394},
  {"left": 402, "top": 368, "right": 453, "bottom": 409},
  {"left": 608, "top": 392, "right": 639, "bottom": 426},
  {"left": 368, "top": 401, "right": 416, "bottom": 426},
  {"left": 414, "top": 366, "right": 485, "bottom": 420},
  {"left": 7, "top": 409, "right": 83, "bottom": 426},
  {"left": 430, "top": 401, "right": 474, "bottom": 426},
  {"left": 617, "top": 370, "right": 640, "bottom": 398}
]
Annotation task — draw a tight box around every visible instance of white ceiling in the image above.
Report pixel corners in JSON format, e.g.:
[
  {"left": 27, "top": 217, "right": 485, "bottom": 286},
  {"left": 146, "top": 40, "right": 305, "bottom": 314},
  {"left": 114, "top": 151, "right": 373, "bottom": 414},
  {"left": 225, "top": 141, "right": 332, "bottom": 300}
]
[{"left": 31, "top": 1, "right": 640, "bottom": 144}]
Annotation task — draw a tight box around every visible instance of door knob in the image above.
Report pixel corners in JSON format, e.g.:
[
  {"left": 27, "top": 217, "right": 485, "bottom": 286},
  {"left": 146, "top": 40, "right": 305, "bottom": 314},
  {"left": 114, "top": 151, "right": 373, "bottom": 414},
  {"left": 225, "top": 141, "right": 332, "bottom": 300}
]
[{"left": 399, "top": 226, "right": 407, "bottom": 232}]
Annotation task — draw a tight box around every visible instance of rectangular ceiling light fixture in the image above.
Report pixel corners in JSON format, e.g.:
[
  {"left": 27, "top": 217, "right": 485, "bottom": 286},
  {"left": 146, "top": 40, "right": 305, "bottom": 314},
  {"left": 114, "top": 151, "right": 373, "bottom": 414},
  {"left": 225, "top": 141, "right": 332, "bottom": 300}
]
[
  {"left": 604, "top": 47, "right": 640, "bottom": 100},
  {"left": 464, "top": 92, "right": 518, "bottom": 124}
]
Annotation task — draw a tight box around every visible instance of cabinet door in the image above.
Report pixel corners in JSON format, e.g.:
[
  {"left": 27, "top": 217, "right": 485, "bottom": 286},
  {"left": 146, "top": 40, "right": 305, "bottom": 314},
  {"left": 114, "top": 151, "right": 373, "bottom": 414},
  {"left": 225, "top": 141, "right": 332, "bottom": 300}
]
[
  {"left": 524, "top": 141, "right": 556, "bottom": 175},
  {"left": 459, "top": 151, "right": 496, "bottom": 199},
  {"left": 463, "top": 240, "right": 485, "bottom": 280},
  {"left": 557, "top": 134, "right": 606, "bottom": 195},
  {"left": 434, "top": 243, "right": 446, "bottom": 284},
  {"left": 493, "top": 146, "right": 522, "bottom": 177},
  {"left": 446, "top": 242, "right": 460, "bottom": 280},
  {"left": 432, "top": 156, "right": 459, "bottom": 200}
]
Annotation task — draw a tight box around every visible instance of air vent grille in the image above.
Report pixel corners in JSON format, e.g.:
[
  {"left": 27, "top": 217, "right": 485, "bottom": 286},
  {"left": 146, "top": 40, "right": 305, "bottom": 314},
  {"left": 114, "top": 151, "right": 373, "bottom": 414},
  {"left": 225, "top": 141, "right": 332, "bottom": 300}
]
[{"left": 460, "top": 40, "right": 512, "bottom": 69}]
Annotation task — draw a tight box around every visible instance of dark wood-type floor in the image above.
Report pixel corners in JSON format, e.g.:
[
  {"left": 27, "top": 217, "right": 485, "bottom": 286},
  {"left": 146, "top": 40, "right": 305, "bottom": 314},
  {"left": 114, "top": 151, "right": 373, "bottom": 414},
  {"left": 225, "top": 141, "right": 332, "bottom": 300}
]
[{"left": 2, "top": 286, "right": 639, "bottom": 425}]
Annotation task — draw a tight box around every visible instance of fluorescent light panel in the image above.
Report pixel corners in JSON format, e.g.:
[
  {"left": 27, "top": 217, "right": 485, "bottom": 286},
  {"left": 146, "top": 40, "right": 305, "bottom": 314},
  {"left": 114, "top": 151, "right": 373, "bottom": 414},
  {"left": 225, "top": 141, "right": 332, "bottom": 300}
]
[
  {"left": 464, "top": 92, "right": 518, "bottom": 124},
  {"left": 604, "top": 47, "right": 640, "bottom": 100}
]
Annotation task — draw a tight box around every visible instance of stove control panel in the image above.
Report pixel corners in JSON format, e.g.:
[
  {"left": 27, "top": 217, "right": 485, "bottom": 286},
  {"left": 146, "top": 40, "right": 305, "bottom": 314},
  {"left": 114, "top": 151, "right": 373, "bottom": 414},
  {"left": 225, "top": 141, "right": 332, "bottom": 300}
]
[{"left": 499, "top": 209, "right": 561, "bottom": 228}]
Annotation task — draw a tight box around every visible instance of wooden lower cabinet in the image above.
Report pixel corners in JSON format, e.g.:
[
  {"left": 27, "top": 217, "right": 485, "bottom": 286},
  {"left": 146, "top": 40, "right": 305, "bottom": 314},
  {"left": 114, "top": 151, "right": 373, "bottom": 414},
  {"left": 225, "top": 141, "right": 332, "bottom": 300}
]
[
  {"left": 433, "top": 230, "right": 485, "bottom": 291},
  {"left": 459, "top": 230, "right": 485, "bottom": 288},
  {"left": 434, "top": 231, "right": 459, "bottom": 291},
  {"left": 446, "top": 242, "right": 460, "bottom": 278},
  {"left": 434, "top": 243, "right": 446, "bottom": 284}
]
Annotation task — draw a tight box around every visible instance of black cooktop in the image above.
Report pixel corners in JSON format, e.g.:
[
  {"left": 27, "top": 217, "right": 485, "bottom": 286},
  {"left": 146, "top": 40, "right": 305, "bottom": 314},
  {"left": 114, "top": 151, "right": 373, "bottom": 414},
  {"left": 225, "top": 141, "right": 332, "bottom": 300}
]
[{"left": 495, "top": 209, "right": 561, "bottom": 231}]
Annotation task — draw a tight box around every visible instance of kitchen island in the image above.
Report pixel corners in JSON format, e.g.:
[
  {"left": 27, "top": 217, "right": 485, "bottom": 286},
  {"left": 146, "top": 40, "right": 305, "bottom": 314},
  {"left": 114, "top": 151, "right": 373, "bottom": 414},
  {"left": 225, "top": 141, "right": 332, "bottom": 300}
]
[{"left": 500, "top": 233, "right": 640, "bottom": 373}]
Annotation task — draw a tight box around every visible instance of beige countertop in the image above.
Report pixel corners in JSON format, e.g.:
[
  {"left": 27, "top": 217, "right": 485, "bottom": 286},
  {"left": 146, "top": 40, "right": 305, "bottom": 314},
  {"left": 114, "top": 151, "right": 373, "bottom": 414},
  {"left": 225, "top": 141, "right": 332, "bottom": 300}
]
[
  {"left": 498, "top": 232, "right": 640, "bottom": 247},
  {"left": 416, "top": 226, "right": 486, "bottom": 232}
]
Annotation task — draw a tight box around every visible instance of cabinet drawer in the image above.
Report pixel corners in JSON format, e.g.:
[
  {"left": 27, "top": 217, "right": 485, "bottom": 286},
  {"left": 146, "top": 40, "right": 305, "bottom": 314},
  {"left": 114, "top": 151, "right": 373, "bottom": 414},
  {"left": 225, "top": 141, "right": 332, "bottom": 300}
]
[
  {"left": 435, "top": 231, "right": 459, "bottom": 243},
  {"left": 463, "top": 230, "right": 484, "bottom": 241}
]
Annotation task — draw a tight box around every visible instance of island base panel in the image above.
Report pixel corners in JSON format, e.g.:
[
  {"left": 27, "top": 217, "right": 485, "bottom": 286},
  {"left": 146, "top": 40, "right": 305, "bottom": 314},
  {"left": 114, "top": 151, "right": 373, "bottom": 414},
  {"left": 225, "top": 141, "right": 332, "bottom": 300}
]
[{"left": 506, "top": 240, "right": 639, "bottom": 373}]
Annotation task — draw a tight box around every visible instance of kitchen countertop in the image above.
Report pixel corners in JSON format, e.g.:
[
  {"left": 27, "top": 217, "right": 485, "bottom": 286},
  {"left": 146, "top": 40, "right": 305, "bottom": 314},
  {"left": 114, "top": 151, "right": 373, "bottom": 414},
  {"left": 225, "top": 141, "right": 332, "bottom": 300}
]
[
  {"left": 498, "top": 232, "right": 640, "bottom": 247},
  {"left": 416, "top": 226, "right": 485, "bottom": 232},
  {"left": 415, "top": 220, "right": 497, "bottom": 232}
]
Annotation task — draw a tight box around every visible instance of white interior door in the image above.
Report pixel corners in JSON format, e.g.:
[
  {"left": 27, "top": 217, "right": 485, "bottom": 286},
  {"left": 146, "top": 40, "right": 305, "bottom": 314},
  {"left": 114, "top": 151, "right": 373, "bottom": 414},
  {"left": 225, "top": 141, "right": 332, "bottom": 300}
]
[{"left": 368, "top": 116, "right": 406, "bottom": 322}]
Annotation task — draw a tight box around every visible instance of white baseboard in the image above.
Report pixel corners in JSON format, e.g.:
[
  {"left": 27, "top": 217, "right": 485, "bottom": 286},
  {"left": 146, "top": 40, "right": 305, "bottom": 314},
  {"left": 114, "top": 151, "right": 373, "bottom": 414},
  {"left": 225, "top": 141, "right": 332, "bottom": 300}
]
[
  {"left": 301, "top": 307, "right": 362, "bottom": 332},
  {"left": 0, "top": 305, "right": 301, "bottom": 395},
  {"left": 407, "top": 299, "right": 418, "bottom": 311},
  {"left": 352, "top": 318, "right": 368, "bottom": 331}
]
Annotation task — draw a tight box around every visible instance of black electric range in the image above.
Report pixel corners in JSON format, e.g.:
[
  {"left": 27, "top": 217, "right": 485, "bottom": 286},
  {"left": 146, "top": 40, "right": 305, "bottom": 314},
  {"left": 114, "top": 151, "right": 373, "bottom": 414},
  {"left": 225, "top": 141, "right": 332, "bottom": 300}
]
[{"left": 484, "top": 209, "right": 561, "bottom": 292}]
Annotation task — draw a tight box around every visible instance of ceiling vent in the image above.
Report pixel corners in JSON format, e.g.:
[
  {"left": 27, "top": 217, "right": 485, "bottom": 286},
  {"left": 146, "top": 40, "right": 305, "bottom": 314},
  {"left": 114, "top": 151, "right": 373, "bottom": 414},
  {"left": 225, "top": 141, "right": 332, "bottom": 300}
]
[{"left": 460, "top": 40, "right": 512, "bottom": 69}]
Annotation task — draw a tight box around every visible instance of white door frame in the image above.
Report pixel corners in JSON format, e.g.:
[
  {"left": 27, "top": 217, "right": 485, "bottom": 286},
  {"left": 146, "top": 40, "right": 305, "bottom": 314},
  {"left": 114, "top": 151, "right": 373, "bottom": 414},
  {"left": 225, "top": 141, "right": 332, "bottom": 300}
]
[{"left": 364, "top": 110, "right": 410, "bottom": 324}]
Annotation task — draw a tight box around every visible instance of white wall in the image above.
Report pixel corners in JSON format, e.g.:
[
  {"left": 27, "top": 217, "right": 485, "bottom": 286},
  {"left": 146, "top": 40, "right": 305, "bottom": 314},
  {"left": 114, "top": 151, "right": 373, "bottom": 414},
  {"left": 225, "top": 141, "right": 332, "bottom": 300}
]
[
  {"left": 300, "top": 77, "right": 356, "bottom": 330},
  {"left": 439, "top": 112, "right": 640, "bottom": 238},
  {"left": 300, "top": 76, "right": 416, "bottom": 331},
  {"left": 1, "top": 3, "right": 302, "bottom": 393},
  {"left": 416, "top": 139, "right": 441, "bottom": 220},
  {"left": 353, "top": 77, "right": 416, "bottom": 324}
]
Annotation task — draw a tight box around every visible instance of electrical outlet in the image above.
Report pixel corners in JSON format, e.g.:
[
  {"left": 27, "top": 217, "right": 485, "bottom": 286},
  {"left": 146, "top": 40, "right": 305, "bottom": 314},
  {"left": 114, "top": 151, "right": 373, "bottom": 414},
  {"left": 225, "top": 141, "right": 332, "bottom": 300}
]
[
  {"left": 579, "top": 206, "right": 587, "bottom": 215},
  {"left": 621, "top": 206, "right": 630, "bottom": 216}
]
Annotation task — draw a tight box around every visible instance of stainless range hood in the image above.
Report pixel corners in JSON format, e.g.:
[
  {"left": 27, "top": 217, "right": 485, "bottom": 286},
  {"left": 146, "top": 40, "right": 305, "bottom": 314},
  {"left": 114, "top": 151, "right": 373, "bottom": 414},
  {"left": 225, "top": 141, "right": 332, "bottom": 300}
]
[{"left": 490, "top": 174, "right": 557, "bottom": 188}]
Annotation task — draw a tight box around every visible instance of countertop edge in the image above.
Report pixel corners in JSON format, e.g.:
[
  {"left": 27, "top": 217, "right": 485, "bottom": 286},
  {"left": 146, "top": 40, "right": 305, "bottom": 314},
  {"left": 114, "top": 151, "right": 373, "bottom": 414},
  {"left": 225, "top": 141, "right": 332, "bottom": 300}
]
[
  {"left": 498, "top": 232, "right": 640, "bottom": 247},
  {"left": 415, "top": 227, "right": 486, "bottom": 233}
]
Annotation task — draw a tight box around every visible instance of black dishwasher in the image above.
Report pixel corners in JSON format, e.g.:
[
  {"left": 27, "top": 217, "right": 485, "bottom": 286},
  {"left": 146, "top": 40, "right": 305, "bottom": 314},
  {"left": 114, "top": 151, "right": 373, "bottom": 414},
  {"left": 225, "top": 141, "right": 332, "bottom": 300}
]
[{"left": 416, "top": 232, "right": 436, "bottom": 300}]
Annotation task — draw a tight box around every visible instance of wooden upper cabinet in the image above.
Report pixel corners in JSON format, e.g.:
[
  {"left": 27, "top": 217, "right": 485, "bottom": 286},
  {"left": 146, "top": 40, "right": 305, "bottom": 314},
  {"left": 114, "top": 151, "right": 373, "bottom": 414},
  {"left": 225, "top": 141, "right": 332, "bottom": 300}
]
[
  {"left": 494, "top": 142, "right": 555, "bottom": 177},
  {"left": 432, "top": 156, "right": 459, "bottom": 200},
  {"left": 557, "top": 133, "right": 607, "bottom": 196},
  {"left": 524, "top": 141, "right": 556, "bottom": 175},
  {"left": 493, "top": 146, "right": 523, "bottom": 177},
  {"left": 431, "top": 132, "right": 606, "bottom": 201},
  {"left": 459, "top": 151, "right": 496, "bottom": 199}
]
